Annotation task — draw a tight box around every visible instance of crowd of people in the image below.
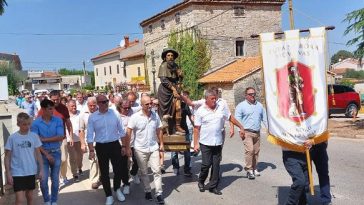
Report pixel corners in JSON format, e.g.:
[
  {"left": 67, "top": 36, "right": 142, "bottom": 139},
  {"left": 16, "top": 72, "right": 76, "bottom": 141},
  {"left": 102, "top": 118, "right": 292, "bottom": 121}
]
[{"left": 5, "top": 85, "right": 332, "bottom": 205}]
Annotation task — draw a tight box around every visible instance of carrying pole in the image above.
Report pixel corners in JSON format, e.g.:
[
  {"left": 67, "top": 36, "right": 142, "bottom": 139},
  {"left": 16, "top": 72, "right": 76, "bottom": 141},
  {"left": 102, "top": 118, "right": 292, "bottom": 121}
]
[
  {"left": 288, "top": 0, "right": 295, "bottom": 30},
  {"left": 306, "top": 149, "right": 315, "bottom": 195}
]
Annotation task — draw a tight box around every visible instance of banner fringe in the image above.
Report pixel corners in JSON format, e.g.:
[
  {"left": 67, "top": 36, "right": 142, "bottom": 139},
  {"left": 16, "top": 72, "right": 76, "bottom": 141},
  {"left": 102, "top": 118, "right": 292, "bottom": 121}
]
[{"left": 267, "top": 131, "right": 330, "bottom": 152}]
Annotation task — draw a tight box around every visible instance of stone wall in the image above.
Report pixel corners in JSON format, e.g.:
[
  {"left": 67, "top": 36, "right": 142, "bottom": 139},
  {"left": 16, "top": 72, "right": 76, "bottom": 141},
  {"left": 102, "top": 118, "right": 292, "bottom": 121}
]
[{"left": 142, "top": 3, "right": 281, "bottom": 90}]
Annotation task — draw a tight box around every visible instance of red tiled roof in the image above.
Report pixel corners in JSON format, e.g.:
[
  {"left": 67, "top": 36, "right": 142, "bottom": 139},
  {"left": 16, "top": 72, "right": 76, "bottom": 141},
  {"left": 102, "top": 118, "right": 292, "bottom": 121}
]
[
  {"left": 332, "top": 68, "right": 348, "bottom": 75},
  {"left": 91, "top": 40, "right": 140, "bottom": 61},
  {"left": 198, "top": 56, "right": 262, "bottom": 84},
  {"left": 42, "top": 71, "right": 60, "bottom": 77},
  {"left": 140, "top": 0, "right": 285, "bottom": 27}
]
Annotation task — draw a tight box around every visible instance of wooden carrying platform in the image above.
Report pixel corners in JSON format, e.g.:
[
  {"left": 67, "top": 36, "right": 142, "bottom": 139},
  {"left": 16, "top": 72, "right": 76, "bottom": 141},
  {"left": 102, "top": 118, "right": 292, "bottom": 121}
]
[{"left": 162, "top": 134, "right": 190, "bottom": 152}]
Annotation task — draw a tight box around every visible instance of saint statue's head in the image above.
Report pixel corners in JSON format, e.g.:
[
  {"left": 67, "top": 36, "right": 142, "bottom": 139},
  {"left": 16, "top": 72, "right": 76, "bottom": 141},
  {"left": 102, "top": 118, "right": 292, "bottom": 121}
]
[{"left": 161, "top": 48, "right": 179, "bottom": 62}]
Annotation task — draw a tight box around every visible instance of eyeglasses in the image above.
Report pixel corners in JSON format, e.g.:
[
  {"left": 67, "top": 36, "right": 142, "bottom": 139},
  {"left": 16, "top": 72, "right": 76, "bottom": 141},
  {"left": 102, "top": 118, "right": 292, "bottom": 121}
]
[
  {"left": 247, "top": 93, "right": 256, "bottom": 97},
  {"left": 97, "top": 100, "right": 109, "bottom": 104}
]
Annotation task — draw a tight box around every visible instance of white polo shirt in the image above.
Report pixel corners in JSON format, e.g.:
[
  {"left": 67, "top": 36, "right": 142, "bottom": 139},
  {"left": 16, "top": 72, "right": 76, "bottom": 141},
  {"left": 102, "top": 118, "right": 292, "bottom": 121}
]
[
  {"left": 119, "top": 110, "right": 134, "bottom": 146},
  {"left": 127, "top": 110, "right": 162, "bottom": 153},
  {"left": 67, "top": 110, "right": 81, "bottom": 142},
  {"left": 194, "top": 103, "right": 230, "bottom": 146}
]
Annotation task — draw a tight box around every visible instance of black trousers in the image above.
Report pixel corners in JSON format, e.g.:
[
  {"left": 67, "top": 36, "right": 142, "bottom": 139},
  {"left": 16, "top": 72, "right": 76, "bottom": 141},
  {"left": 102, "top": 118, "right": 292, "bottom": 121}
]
[
  {"left": 130, "top": 147, "right": 139, "bottom": 176},
  {"left": 282, "top": 151, "right": 308, "bottom": 205},
  {"left": 121, "top": 154, "right": 130, "bottom": 186},
  {"left": 199, "top": 143, "right": 222, "bottom": 189},
  {"left": 95, "top": 141, "right": 123, "bottom": 197}
]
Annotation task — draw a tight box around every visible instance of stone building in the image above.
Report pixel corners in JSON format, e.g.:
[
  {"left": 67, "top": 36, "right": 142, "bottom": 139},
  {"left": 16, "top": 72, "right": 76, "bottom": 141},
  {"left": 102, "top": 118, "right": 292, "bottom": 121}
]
[
  {"left": 91, "top": 36, "right": 146, "bottom": 90},
  {"left": 198, "top": 56, "right": 263, "bottom": 111},
  {"left": 140, "top": 0, "right": 285, "bottom": 89}
]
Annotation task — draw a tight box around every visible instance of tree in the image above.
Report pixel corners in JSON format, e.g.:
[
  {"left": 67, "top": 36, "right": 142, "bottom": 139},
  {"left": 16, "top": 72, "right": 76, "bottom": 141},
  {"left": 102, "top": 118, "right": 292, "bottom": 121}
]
[
  {"left": 344, "top": 8, "right": 364, "bottom": 64},
  {"left": 331, "top": 50, "right": 354, "bottom": 64},
  {"left": 168, "top": 29, "right": 211, "bottom": 99},
  {"left": 0, "top": 62, "right": 25, "bottom": 95},
  {"left": 0, "top": 0, "right": 7, "bottom": 15},
  {"left": 58, "top": 68, "right": 95, "bottom": 88}
]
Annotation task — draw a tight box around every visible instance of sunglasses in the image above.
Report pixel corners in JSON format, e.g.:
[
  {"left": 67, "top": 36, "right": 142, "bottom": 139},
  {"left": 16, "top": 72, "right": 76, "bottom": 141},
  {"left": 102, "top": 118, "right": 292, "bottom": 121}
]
[
  {"left": 143, "top": 103, "right": 152, "bottom": 106},
  {"left": 97, "top": 100, "right": 109, "bottom": 104},
  {"left": 247, "top": 93, "right": 256, "bottom": 97}
]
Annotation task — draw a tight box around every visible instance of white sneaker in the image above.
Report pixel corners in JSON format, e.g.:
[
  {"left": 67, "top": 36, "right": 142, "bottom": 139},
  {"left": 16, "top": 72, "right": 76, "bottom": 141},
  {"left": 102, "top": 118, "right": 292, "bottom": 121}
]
[
  {"left": 123, "top": 185, "right": 130, "bottom": 195},
  {"left": 105, "top": 196, "right": 114, "bottom": 205},
  {"left": 254, "top": 169, "right": 261, "bottom": 176},
  {"left": 44, "top": 202, "right": 51, "bottom": 205},
  {"left": 116, "top": 188, "right": 125, "bottom": 202},
  {"left": 173, "top": 168, "right": 179, "bottom": 176},
  {"left": 132, "top": 175, "right": 140, "bottom": 184}
]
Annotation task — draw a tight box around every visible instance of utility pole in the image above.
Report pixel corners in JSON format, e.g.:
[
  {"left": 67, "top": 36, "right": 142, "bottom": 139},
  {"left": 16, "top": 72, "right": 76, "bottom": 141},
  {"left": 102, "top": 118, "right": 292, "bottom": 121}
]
[
  {"left": 82, "top": 60, "right": 86, "bottom": 88},
  {"left": 288, "top": 0, "right": 295, "bottom": 29}
]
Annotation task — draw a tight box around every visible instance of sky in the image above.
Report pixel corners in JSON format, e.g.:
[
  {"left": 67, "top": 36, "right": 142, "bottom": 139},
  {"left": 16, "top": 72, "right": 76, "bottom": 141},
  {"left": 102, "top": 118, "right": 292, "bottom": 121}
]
[{"left": 0, "top": 0, "right": 363, "bottom": 71}]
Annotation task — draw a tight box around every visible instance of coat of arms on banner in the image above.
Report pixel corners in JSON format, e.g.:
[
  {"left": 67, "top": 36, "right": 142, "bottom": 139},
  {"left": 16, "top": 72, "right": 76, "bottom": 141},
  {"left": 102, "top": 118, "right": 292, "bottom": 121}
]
[{"left": 276, "top": 61, "right": 315, "bottom": 123}]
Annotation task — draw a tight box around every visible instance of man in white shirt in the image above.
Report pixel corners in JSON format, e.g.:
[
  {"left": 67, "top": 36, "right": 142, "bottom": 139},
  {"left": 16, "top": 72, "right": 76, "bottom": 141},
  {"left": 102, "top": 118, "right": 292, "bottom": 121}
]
[
  {"left": 193, "top": 88, "right": 245, "bottom": 195},
  {"left": 79, "top": 97, "right": 100, "bottom": 189},
  {"left": 127, "top": 91, "right": 142, "bottom": 113},
  {"left": 86, "top": 95, "right": 129, "bottom": 205},
  {"left": 76, "top": 92, "right": 87, "bottom": 112},
  {"left": 126, "top": 95, "right": 165, "bottom": 204},
  {"left": 66, "top": 100, "right": 83, "bottom": 182}
]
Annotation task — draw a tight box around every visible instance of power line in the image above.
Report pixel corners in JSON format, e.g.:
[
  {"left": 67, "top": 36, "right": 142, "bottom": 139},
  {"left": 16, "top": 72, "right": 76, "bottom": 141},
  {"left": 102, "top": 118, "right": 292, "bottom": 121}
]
[{"left": 0, "top": 32, "right": 142, "bottom": 36}]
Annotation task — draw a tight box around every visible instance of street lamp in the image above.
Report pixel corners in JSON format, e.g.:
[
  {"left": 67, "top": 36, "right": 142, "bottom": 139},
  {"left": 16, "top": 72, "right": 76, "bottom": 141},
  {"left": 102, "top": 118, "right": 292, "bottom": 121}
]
[{"left": 151, "top": 66, "right": 156, "bottom": 94}]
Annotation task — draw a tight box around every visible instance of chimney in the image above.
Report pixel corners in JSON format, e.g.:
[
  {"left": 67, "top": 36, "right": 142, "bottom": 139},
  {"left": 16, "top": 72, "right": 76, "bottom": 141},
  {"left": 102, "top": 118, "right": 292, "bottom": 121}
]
[{"left": 124, "top": 36, "right": 130, "bottom": 48}]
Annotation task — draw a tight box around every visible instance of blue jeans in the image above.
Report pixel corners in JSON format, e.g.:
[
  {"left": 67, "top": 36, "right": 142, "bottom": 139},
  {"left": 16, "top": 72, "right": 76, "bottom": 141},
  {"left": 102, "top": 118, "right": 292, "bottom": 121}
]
[
  {"left": 171, "top": 134, "right": 191, "bottom": 172},
  {"left": 40, "top": 149, "right": 61, "bottom": 203},
  {"left": 282, "top": 151, "right": 308, "bottom": 205},
  {"left": 310, "top": 142, "right": 331, "bottom": 204}
]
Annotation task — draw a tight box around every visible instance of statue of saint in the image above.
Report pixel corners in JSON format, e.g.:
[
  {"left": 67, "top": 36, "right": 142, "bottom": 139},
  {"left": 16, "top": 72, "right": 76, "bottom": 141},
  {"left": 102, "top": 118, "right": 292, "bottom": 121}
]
[
  {"left": 288, "top": 66, "right": 305, "bottom": 117},
  {"left": 157, "top": 48, "right": 185, "bottom": 135}
]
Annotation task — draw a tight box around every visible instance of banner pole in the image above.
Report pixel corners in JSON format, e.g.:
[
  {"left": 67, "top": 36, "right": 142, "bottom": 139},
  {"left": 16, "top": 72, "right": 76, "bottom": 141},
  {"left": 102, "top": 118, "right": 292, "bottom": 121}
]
[{"left": 305, "top": 149, "right": 314, "bottom": 195}]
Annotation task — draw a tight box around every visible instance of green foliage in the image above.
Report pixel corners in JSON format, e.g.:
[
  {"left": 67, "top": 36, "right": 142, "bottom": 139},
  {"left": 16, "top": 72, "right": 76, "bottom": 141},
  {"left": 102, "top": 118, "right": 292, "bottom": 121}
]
[
  {"left": 339, "top": 79, "right": 355, "bottom": 88},
  {"left": 344, "top": 69, "right": 364, "bottom": 79},
  {"left": 0, "top": 62, "right": 25, "bottom": 95},
  {"left": 331, "top": 50, "right": 354, "bottom": 64},
  {"left": 83, "top": 84, "right": 95, "bottom": 90},
  {"left": 58, "top": 68, "right": 95, "bottom": 87},
  {"left": 343, "top": 8, "right": 364, "bottom": 63},
  {"left": 0, "top": 0, "right": 7, "bottom": 15},
  {"left": 168, "top": 29, "right": 211, "bottom": 99}
]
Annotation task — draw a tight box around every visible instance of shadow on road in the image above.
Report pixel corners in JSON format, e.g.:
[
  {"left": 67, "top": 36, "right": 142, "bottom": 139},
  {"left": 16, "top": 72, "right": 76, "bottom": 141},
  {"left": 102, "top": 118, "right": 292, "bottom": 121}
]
[
  {"left": 275, "top": 185, "right": 323, "bottom": 205},
  {"left": 257, "top": 161, "right": 277, "bottom": 173}
]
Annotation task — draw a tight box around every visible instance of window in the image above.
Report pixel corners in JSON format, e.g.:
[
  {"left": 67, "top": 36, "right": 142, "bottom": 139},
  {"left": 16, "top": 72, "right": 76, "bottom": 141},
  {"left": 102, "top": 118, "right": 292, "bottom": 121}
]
[
  {"left": 161, "top": 19, "right": 165, "bottom": 29},
  {"left": 175, "top": 12, "right": 180, "bottom": 23},
  {"left": 234, "top": 7, "right": 245, "bottom": 16},
  {"left": 117, "top": 64, "right": 120, "bottom": 74},
  {"left": 138, "top": 67, "right": 141, "bottom": 76},
  {"left": 109, "top": 66, "right": 112, "bottom": 74},
  {"left": 123, "top": 64, "right": 127, "bottom": 78},
  {"left": 148, "top": 24, "right": 153, "bottom": 33},
  {"left": 96, "top": 68, "right": 98, "bottom": 76},
  {"left": 104, "top": 67, "right": 106, "bottom": 75},
  {"left": 236, "top": 40, "right": 244, "bottom": 56}
]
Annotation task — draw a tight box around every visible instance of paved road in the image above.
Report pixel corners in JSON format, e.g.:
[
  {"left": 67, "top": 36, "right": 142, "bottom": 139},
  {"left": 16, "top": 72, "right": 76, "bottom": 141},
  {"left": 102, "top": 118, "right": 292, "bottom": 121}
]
[
  {"left": 2, "top": 101, "right": 364, "bottom": 205},
  {"left": 28, "top": 131, "right": 364, "bottom": 205}
]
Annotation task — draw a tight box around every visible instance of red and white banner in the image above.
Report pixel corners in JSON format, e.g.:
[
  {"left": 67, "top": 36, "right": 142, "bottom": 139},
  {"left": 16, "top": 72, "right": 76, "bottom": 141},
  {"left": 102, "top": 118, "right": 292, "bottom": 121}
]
[{"left": 260, "top": 27, "right": 329, "bottom": 152}]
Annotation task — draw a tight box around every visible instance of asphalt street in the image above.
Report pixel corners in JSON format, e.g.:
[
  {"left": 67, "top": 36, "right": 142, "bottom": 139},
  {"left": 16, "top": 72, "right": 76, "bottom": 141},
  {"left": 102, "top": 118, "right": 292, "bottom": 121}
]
[
  {"left": 2, "top": 102, "right": 364, "bottom": 205},
  {"left": 29, "top": 129, "right": 364, "bottom": 205}
]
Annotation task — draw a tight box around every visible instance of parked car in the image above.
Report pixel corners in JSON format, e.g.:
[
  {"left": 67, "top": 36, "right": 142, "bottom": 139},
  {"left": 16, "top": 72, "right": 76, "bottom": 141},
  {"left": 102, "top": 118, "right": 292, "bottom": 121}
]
[{"left": 328, "top": 84, "right": 361, "bottom": 118}]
